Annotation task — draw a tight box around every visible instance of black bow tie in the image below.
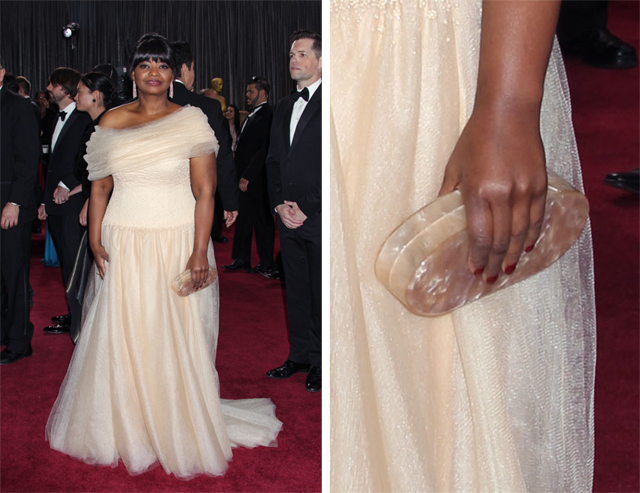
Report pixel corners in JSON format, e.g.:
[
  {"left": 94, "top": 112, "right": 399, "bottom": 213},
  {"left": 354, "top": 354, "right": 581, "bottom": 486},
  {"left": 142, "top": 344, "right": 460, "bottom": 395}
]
[
  {"left": 291, "top": 87, "right": 309, "bottom": 102},
  {"left": 57, "top": 111, "right": 67, "bottom": 121}
]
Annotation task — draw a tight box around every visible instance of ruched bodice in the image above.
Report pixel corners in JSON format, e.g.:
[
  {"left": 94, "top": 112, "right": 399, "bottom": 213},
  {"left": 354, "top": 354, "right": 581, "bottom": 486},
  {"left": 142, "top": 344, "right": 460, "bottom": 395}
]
[{"left": 86, "top": 106, "right": 218, "bottom": 228}]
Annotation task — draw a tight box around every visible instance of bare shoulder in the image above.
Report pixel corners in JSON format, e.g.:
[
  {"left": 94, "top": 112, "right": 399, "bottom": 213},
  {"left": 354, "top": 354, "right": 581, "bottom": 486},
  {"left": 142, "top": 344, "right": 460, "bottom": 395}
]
[{"left": 98, "top": 103, "right": 138, "bottom": 129}]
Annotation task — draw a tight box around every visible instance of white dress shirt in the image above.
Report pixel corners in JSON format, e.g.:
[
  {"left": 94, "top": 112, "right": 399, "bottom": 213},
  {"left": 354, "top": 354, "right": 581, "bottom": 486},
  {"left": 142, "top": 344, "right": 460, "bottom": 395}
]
[
  {"left": 290, "top": 78, "right": 321, "bottom": 145},
  {"left": 239, "top": 102, "right": 267, "bottom": 138},
  {"left": 51, "top": 101, "right": 77, "bottom": 190}
]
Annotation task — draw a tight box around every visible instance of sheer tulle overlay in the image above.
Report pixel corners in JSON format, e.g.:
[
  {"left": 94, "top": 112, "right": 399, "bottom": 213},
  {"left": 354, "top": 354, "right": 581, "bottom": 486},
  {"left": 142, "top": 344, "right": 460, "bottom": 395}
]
[
  {"left": 330, "top": 1, "right": 596, "bottom": 491},
  {"left": 45, "top": 106, "right": 282, "bottom": 479}
]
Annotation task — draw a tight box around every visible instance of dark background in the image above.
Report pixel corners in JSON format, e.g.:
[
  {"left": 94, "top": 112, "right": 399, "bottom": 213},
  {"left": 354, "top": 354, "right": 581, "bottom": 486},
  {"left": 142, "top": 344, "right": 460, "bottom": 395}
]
[{"left": 1, "top": 0, "right": 321, "bottom": 109}]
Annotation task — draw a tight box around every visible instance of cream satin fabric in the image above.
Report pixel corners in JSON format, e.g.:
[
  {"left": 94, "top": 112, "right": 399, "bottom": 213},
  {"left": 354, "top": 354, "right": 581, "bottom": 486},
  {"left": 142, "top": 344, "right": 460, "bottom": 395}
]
[
  {"left": 330, "top": 1, "right": 596, "bottom": 491},
  {"left": 45, "top": 106, "right": 282, "bottom": 479}
]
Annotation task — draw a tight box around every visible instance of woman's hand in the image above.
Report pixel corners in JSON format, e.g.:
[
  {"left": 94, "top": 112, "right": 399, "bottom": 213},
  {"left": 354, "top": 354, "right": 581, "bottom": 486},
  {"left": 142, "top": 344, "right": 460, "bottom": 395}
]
[
  {"left": 186, "top": 250, "right": 209, "bottom": 289},
  {"left": 439, "top": 102, "right": 547, "bottom": 283},
  {"left": 91, "top": 243, "right": 109, "bottom": 279},
  {"left": 79, "top": 198, "right": 89, "bottom": 226}
]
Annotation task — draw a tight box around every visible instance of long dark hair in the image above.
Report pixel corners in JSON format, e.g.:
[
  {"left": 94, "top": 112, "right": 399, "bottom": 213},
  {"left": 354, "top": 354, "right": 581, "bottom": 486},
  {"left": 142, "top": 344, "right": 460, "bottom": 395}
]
[
  {"left": 81, "top": 72, "right": 120, "bottom": 110},
  {"left": 227, "top": 104, "right": 240, "bottom": 134},
  {"left": 127, "top": 33, "right": 177, "bottom": 77}
]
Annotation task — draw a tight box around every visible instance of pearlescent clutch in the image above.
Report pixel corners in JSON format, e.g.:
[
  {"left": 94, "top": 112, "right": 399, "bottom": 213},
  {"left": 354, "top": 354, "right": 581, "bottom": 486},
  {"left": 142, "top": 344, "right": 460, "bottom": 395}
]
[
  {"left": 171, "top": 266, "right": 218, "bottom": 297},
  {"left": 375, "top": 174, "right": 589, "bottom": 316}
]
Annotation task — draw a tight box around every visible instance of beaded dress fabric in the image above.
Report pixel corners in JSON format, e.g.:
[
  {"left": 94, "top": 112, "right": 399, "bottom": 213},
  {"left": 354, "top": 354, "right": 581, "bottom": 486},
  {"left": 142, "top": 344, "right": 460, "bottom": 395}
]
[
  {"left": 330, "top": 1, "right": 596, "bottom": 491},
  {"left": 45, "top": 106, "right": 282, "bottom": 479}
]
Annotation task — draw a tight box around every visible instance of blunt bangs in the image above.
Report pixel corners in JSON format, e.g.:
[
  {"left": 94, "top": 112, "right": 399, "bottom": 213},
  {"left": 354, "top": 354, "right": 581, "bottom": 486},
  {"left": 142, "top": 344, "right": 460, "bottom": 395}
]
[{"left": 128, "top": 33, "right": 176, "bottom": 77}]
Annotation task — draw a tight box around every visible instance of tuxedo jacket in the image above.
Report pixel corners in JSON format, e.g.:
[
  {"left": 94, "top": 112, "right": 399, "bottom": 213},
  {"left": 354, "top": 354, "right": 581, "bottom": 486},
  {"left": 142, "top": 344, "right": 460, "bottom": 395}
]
[
  {"left": 235, "top": 103, "right": 273, "bottom": 193},
  {"left": 43, "top": 108, "right": 91, "bottom": 216},
  {"left": 1, "top": 86, "right": 41, "bottom": 223},
  {"left": 266, "top": 84, "right": 322, "bottom": 234},
  {"left": 171, "top": 82, "right": 238, "bottom": 211}
]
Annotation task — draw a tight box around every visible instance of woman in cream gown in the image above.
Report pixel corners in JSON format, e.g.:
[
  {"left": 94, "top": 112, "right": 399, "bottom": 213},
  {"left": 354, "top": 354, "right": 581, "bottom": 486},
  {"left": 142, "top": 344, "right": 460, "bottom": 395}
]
[
  {"left": 330, "top": 1, "right": 596, "bottom": 491},
  {"left": 45, "top": 34, "right": 282, "bottom": 479}
]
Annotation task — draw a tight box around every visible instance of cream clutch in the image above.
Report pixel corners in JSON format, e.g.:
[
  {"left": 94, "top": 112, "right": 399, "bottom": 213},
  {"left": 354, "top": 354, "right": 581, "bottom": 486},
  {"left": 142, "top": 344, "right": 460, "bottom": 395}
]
[
  {"left": 375, "top": 174, "right": 589, "bottom": 316},
  {"left": 171, "top": 266, "right": 218, "bottom": 297}
]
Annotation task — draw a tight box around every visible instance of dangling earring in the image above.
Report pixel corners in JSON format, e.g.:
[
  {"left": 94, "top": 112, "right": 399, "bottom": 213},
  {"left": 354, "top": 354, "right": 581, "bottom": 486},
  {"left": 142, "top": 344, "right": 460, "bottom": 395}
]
[
  {"left": 169, "top": 81, "right": 174, "bottom": 99},
  {"left": 133, "top": 80, "right": 137, "bottom": 98}
]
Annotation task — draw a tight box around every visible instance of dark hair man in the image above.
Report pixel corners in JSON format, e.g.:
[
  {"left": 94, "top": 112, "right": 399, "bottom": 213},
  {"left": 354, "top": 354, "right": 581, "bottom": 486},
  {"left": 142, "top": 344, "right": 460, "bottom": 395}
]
[
  {"left": 265, "top": 30, "right": 323, "bottom": 392},
  {"left": 40, "top": 67, "right": 92, "bottom": 335},
  {"left": 170, "top": 41, "right": 238, "bottom": 239},
  {"left": 15, "top": 76, "right": 42, "bottom": 129},
  {"left": 222, "top": 77, "right": 277, "bottom": 277},
  {"left": 0, "top": 57, "right": 41, "bottom": 363}
]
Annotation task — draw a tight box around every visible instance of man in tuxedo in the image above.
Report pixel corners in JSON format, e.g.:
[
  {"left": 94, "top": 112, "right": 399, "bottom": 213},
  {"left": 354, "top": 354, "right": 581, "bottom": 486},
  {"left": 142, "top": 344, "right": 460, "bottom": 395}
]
[
  {"left": 15, "top": 76, "right": 42, "bottom": 130},
  {"left": 0, "top": 58, "right": 40, "bottom": 364},
  {"left": 222, "top": 77, "right": 277, "bottom": 278},
  {"left": 265, "top": 31, "right": 322, "bottom": 392},
  {"left": 39, "top": 67, "right": 92, "bottom": 334},
  {"left": 170, "top": 41, "right": 238, "bottom": 233}
]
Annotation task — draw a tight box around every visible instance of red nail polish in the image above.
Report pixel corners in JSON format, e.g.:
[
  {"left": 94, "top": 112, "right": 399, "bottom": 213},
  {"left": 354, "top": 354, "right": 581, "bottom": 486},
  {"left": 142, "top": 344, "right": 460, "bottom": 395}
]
[
  {"left": 474, "top": 268, "right": 484, "bottom": 276},
  {"left": 504, "top": 264, "right": 516, "bottom": 275},
  {"left": 525, "top": 245, "right": 534, "bottom": 253},
  {"left": 486, "top": 275, "right": 498, "bottom": 284}
]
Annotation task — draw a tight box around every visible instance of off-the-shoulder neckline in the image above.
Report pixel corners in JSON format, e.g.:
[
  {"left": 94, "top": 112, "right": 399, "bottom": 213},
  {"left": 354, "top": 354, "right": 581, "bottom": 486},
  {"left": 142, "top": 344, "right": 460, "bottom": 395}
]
[{"left": 96, "top": 105, "right": 195, "bottom": 132}]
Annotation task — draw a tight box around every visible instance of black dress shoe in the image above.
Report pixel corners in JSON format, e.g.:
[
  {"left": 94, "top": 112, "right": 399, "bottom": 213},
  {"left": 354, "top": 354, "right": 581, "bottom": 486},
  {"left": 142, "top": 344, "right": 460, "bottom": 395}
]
[
  {"left": 260, "top": 269, "right": 281, "bottom": 281},
  {"left": 563, "top": 28, "right": 638, "bottom": 69},
  {"left": 605, "top": 169, "right": 640, "bottom": 194},
  {"left": 50, "top": 314, "right": 71, "bottom": 326},
  {"left": 221, "top": 259, "right": 251, "bottom": 272},
  {"left": 305, "top": 366, "right": 322, "bottom": 392},
  {"left": 266, "top": 360, "right": 310, "bottom": 379},
  {"left": 249, "top": 264, "right": 282, "bottom": 280},
  {"left": 1, "top": 347, "right": 33, "bottom": 365},
  {"left": 43, "top": 324, "right": 70, "bottom": 334},
  {"left": 212, "top": 233, "right": 229, "bottom": 244}
]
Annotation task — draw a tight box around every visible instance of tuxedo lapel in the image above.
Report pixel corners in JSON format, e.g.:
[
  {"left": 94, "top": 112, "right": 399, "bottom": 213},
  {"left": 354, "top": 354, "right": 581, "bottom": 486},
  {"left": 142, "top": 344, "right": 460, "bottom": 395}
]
[
  {"left": 289, "top": 84, "right": 321, "bottom": 152},
  {"left": 240, "top": 113, "right": 257, "bottom": 136},
  {"left": 283, "top": 100, "right": 294, "bottom": 151}
]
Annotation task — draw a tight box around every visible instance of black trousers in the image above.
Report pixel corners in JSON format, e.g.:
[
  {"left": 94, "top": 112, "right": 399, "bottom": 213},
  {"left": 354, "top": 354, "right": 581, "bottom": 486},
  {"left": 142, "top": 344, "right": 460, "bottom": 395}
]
[
  {"left": 231, "top": 185, "right": 275, "bottom": 269},
  {"left": 1, "top": 220, "right": 34, "bottom": 353},
  {"left": 279, "top": 223, "right": 321, "bottom": 368},
  {"left": 557, "top": 0, "right": 609, "bottom": 43},
  {"left": 210, "top": 190, "right": 224, "bottom": 238},
  {"left": 47, "top": 214, "right": 85, "bottom": 317}
]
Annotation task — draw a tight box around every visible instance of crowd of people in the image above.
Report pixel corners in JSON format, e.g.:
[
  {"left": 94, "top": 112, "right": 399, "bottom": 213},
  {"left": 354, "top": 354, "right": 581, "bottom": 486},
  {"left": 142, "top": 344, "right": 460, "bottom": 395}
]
[{"left": 1, "top": 29, "right": 321, "bottom": 478}]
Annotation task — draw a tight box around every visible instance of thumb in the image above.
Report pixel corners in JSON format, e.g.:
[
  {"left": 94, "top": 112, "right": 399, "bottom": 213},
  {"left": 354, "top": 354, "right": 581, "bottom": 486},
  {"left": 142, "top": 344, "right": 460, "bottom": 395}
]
[{"left": 438, "top": 161, "right": 460, "bottom": 197}]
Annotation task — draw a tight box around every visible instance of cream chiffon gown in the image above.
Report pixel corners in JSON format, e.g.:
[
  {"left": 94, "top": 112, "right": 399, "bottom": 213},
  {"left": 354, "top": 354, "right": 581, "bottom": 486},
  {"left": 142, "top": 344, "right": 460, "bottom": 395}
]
[
  {"left": 330, "top": 1, "right": 596, "bottom": 491},
  {"left": 45, "top": 106, "right": 282, "bottom": 479}
]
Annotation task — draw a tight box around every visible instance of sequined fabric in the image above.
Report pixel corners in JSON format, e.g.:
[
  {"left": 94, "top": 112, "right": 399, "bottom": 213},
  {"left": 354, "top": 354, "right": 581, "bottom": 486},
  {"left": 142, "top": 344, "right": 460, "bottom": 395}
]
[
  {"left": 330, "top": 1, "right": 596, "bottom": 491},
  {"left": 45, "top": 106, "right": 282, "bottom": 479}
]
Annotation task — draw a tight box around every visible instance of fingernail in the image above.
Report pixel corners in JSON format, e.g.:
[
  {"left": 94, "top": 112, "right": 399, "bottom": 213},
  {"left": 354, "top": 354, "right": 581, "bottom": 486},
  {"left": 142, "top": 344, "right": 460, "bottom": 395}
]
[
  {"left": 473, "top": 268, "right": 484, "bottom": 276},
  {"left": 504, "top": 264, "right": 516, "bottom": 275},
  {"left": 525, "top": 245, "right": 534, "bottom": 253},
  {"left": 486, "top": 275, "right": 498, "bottom": 284}
]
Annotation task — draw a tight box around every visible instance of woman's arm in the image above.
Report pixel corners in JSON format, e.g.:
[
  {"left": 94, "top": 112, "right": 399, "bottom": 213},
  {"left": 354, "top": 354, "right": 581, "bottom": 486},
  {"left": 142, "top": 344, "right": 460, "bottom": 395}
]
[
  {"left": 440, "top": 0, "right": 560, "bottom": 283},
  {"left": 188, "top": 152, "right": 217, "bottom": 288},
  {"left": 89, "top": 176, "right": 114, "bottom": 278}
]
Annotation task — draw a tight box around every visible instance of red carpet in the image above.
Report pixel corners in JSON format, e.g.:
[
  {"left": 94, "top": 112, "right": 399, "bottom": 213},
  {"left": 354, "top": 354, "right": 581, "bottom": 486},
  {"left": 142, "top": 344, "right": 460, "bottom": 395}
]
[
  {"left": 1, "top": 226, "right": 321, "bottom": 492},
  {"left": 561, "top": 2, "right": 640, "bottom": 492}
]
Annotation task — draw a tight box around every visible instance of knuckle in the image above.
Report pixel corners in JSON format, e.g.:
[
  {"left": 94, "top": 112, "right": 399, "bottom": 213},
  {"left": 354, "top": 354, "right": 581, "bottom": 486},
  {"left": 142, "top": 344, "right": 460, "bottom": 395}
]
[
  {"left": 491, "top": 241, "right": 509, "bottom": 256},
  {"left": 469, "top": 230, "right": 492, "bottom": 250},
  {"left": 510, "top": 226, "right": 527, "bottom": 241},
  {"left": 530, "top": 215, "right": 544, "bottom": 231}
]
